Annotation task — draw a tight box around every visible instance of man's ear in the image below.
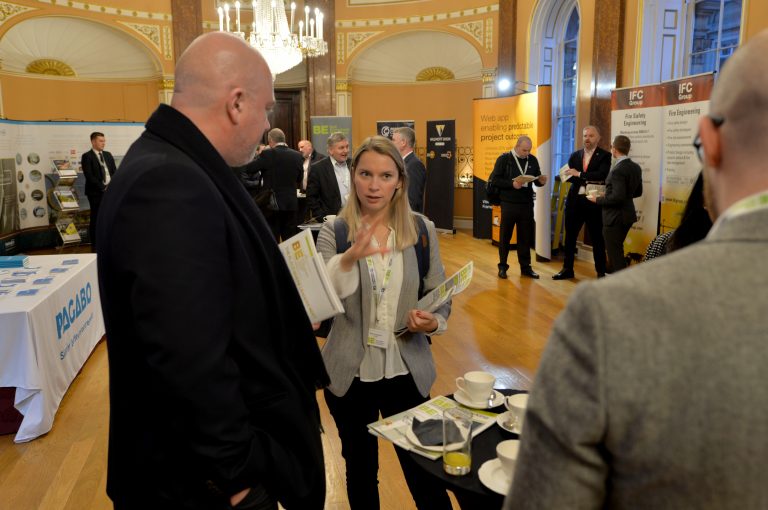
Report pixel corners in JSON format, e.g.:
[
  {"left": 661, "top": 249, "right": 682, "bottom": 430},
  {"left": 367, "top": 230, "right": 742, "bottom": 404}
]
[
  {"left": 226, "top": 89, "right": 244, "bottom": 123},
  {"left": 699, "top": 115, "right": 722, "bottom": 169}
]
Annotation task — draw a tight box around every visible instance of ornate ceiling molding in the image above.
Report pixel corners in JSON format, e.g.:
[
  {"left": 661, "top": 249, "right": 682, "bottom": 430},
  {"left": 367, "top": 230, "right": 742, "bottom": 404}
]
[
  {"left": 335, "top": 4, "right": 498, "bottom": 29},
  {"left": 117, "top": 21, "right": 161, "bottom": 52},
  {"left": 450, "top": 20, "right": 483, "bottom": 47},
  {"left": 0, "top": 1, "right": 36, "bottom": 25},
  {"left": 26, "top": 58, "right": 75, "bottom": 76},
  {"left": 481, "top": 68, "right": 497, "bottom": 83},
  {"left": 162, "top": 25, "right": 172, "bottom": 60},
  {"left": 336, "top": 33, "right": 345, "bottom": 64},
  {"left": 347, "top": 31, "right": 383, "bottom": 58},
  {"left": 38, "top": 0, "right": 170, "bottom": 20},
  {"left": 159, "top": 77, "right": 174, "bottom": 90},
  {"left": 336, "top": 79, "right": 350, "bottom": 92},
  {"left": 416, "top": 66, "right": 455, "bottom": 82},
  {"left": 484, "top": 18, "right": 493, "bottom": 53}
]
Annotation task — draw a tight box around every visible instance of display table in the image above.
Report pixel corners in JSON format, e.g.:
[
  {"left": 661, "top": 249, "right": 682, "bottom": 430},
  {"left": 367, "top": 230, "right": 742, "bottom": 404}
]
[{"left": 0, "top": 254, "right": 105, "bottom": 442}]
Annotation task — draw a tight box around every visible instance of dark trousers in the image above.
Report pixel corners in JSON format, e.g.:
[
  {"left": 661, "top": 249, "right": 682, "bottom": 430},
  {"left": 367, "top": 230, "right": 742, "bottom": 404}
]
[
  {"left": 87, "top": 193, "right": 102, "bottom": 251},
  {"left": 603, "top": 221, "right": 633, "bottom": 273},
  {"left": 267, "top": 210, "right": 298, "bottom": 242},
  {"left": 498, "top": 202, "right": 534, "bottom": 270},
  {"left": 324, "top": 376, "right": 452, "bottom": 510},
  {"left": 562, "top": 195, "right": 607, "bottom": 274}
]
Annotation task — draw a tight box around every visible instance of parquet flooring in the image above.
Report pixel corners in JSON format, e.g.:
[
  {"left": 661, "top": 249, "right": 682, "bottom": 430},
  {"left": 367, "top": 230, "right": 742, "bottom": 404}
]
[{"left": 0, "top": 231, "right": 601, "bottom": 509}]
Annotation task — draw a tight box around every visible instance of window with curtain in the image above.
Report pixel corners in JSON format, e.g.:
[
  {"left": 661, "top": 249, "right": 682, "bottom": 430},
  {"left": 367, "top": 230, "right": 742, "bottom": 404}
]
[{"left": 553, "top": 9, "right": 579, "bottom": 174}]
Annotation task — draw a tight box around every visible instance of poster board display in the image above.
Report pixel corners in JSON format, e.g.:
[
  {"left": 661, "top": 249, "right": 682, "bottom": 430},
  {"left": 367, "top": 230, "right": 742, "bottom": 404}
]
[
  {"left": 611, "top": 85, "right": 664, "bottom": 256},
  {"left": 660, "top": 74, "right": 714, "bottom": 233},
  {"left": 0, "top": 119, "right": 144, "bottom": 238},
  {"left": 471, "top": 87, "right": 552, "bottom": 258}
]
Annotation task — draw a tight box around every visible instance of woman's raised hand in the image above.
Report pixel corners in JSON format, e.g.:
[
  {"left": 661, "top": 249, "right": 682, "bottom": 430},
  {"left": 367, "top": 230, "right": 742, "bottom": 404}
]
[{"left": 339, "top": 215, "right": 389, "bottom": 272}]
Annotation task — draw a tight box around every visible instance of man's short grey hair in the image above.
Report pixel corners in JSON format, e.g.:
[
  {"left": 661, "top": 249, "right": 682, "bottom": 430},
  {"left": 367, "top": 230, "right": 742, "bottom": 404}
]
[
  {"left": 392, "top": 127, "right": 416, "bottom": 148},
  {"left": 268, "top": 128, "right": 286, "bottom": 144},
  {"left": 516, "top": 135, "right": 532, "bottom": 148},
  {"left": 327, "top": 131, "right": 347, "bottom": 148}
]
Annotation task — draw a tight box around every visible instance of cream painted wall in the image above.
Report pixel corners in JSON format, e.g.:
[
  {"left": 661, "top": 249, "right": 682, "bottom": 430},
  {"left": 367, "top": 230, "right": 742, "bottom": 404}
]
[
  {"left": 351, "top": 80, "right": 482, "bottom": 217},
  {"left": 1, "top": 75, "right": 158, "bottom": 122}
]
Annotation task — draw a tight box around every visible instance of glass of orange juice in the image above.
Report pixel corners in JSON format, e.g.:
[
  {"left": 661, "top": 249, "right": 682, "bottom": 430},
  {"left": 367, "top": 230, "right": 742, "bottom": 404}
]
[{"left": 443, "top": 407, "right": 473, "bottom": 475}]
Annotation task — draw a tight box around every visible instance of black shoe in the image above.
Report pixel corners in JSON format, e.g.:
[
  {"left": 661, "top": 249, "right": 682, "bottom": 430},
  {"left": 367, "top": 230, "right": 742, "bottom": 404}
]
[
  {"left": 521, "top": 267, "right": 540, "bottom": 279},
  {"left": 552, "top": 269, "right": 575, "bottom": 280},
  {"left": 498, "top": 268, "right": 508, "bottom": 279}
]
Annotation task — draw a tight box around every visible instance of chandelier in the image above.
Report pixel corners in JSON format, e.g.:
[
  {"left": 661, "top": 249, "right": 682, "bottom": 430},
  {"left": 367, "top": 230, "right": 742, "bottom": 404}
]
[{"left": 217, "top": 1, "right": 328, "bottom": 76}]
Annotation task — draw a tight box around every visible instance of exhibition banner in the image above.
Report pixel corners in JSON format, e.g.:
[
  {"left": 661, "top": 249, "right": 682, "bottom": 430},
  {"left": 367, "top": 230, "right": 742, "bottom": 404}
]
[
  {"left": 611, "top": 85, "right": 664, "bottom": 255},
  {"left": 425, "top": 120, "right": 455, "bottom": 232},
  {"left": 472, "top": 87, "right": 552, "bottom": 259},
  {"left": 310, "top": 116, "right": 352, "bottom": 157},
  {"left": 0, "top": 120, "right": 144, "bottom": 239},
  {"left": 660, "top": 74, "right": 713, "bottom": 232},
  {"left": 376, "top": 120, "right": 414, "bottom": 139}
]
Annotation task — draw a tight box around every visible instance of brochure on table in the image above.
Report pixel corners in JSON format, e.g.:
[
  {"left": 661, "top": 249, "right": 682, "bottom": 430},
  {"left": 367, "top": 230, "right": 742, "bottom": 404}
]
[
  {"left": 278, "top": 228, "right": 344, "bottom": 323},
  {"left": 368, "top": 395, "right": 498, "bottom": 460}
]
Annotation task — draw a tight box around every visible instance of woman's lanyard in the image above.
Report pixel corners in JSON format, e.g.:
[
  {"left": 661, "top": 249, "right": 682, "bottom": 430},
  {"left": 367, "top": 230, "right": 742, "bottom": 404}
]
[
  {"left": 365, "top": 253, "right": 394, "bottom": 312},
  {"left": 511, "top": 152, "right": 529, "bottom": 175}
]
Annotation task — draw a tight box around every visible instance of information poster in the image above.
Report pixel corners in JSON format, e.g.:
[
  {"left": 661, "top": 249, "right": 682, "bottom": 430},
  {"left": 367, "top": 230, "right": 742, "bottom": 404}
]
[
  {"left": 375, "top": 120, "right": 414, "bottom": 139},
  {"left": 0, "top": 120, "right": 144, "bottom": 234},
  {"left": 660, "top": 74, "right": 713, "bottom": 232},
  {"left": 310, "top": 116, "right": 352, "bottom": 158},
  {"left": 611, "top": 86, "right": 664, "bottom": 256},
  {"left": 472, "top": 87, "right": 552, "bottom": 259},
  {"left": 425, "top": 120, "right": 455, "bottom": 232}
]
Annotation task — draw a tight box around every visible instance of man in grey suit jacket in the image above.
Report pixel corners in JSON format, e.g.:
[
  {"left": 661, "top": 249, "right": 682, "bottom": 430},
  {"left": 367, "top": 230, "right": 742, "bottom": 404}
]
[
  {"left": 506, "top": 29, "right": 768, "bottom": 510},
  {"left": 588, "top": 135, "right": 642, "bottom": 272}
]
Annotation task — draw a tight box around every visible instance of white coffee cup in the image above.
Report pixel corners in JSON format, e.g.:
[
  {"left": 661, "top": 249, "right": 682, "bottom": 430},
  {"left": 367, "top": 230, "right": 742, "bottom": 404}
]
[
  {"left": 496, "top": 439, "right": 520, "bottom": 479},
  {"left": 504, "top": 393, "right": 529, "bottom": 432},
  {"left": 455, "top": 371, "right": 495, "bottom": 404}
]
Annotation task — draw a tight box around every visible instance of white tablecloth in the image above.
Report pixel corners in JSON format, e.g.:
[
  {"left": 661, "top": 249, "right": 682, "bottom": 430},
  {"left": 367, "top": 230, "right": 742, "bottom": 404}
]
[{"left": 0, "top": 254, "right": 105, "bottom": 442}]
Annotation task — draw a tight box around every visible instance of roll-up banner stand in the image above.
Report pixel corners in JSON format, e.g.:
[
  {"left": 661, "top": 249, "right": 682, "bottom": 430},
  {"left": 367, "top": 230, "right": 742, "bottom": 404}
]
[
  {"left": 424, "top": 120, "right": 456, "bottom": 232},
  {"left": 376, "top": 120, "right": 415, "bottom": 139},
  {"left": 310, "top": 116, "right": 352, "bottom": 157},
  {"left": 472, "top": 87, "right": 552, "bottom": 260}
]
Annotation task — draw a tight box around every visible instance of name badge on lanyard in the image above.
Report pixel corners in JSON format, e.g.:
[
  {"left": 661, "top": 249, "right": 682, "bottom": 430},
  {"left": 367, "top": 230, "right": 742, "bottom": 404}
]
[{"left": 365, "top": 249, "right": 394, "bottom": 349}]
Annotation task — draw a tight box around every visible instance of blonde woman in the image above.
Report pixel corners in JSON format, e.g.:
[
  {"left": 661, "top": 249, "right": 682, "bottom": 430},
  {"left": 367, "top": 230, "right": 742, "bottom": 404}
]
[{"left": 317, "top": 136, "right": 452, "bottom": 509}]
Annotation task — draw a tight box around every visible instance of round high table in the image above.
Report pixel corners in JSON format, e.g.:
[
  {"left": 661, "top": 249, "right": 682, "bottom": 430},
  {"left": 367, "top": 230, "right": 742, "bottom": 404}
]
[{"left": 408, "top": 389, "right": 528, "bottom": 508}]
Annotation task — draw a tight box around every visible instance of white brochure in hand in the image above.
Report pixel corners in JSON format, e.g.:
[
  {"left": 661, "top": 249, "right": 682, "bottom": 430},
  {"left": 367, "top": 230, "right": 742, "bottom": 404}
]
[{"left": 279, "top": 229, "right": 344, "bottom": 324}]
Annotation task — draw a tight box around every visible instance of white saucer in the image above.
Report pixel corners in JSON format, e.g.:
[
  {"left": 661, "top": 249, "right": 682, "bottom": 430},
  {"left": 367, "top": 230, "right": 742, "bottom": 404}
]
[
  {"left": 454, "top": 389, "right": 505, "bottom": 409},
  {"left": 478, "top": 458, "right": 513, "bottom": 495},
  {"left": 496, "top": 411, "right": 523, "bottom": 434},
  {"left": 404, "top": 420, "right": 444, "bottom": 452}
]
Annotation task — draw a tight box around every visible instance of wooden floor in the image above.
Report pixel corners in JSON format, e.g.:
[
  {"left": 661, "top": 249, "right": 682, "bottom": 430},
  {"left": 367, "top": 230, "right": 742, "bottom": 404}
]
[{"left": 0, "top": 231, "right": 601, "bottom": 509}]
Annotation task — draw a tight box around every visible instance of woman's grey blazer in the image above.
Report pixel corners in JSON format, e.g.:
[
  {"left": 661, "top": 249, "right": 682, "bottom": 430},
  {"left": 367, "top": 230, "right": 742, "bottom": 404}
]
[{"left": 317, "top": 214, "right": 451, "bottom": 398}]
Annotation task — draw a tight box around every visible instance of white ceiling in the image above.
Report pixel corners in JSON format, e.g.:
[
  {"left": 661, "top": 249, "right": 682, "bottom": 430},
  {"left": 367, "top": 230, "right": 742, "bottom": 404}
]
[
  {"left": 348, "top": 30, "right": 482, "bottom": 84},
  {"left": 0, "top": 17, "right": 161, "bottom": 79}
]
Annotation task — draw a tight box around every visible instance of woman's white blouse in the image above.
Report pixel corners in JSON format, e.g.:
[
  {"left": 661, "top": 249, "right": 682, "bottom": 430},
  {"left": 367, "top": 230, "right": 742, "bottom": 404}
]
[{"left": 326, "top": 228, "right": 409, "bottom": 382}]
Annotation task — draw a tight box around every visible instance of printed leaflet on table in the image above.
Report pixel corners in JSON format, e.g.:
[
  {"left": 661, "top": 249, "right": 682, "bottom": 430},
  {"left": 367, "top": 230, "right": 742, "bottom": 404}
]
[{"left": 368, "top": 395, "right": 498, "bottom": 460}]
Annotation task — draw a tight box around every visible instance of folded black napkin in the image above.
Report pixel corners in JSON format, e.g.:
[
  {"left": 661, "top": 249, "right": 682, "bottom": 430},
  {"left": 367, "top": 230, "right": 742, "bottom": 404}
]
[{"left": 411, "top": 418, "right": 463, "bottom": 446}]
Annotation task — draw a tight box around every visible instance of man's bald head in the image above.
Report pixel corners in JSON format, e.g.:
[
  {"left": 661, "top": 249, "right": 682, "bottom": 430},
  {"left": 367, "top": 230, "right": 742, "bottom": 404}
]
[
  {"left": 171, "top": 32, "right": 274, "bottom": 166},
  {"left": 700, "top": 29, "right": 768, "bottom": 218}
]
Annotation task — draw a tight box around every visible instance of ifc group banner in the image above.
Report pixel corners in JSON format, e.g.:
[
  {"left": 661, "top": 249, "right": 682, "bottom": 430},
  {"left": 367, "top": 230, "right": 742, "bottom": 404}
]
[
  {"left": 471, "top": 87, "right": 552, "bottom": 259},
  {"left": 310, "top": 116, "right": 352, "bottom": 157},
  {"left": 424, "top": 120, "right": 455, "bottom": 232},
  {"left": 660, "top": 74, "right": 714, "bottom": 232},
  {"left": 611, "top": 86, "right": 664, "bottom": 256},
  {"left": 611, "top": 74, "right": 713, "bottom": 255}
]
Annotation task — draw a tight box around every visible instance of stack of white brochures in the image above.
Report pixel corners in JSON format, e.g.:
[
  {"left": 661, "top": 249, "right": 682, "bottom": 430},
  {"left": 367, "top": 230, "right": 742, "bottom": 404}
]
[
  {"left": 558, "top": 163, "right": 571, "bottom": 182},
  {"left": 278, "top": 228, "right": 344, "bottom": 324},
  {"left": 368, "top": 395, "right": 498, "bottom": 460},
  {"left": 394, "top": 261, "right": 473, "bottom": 335}
]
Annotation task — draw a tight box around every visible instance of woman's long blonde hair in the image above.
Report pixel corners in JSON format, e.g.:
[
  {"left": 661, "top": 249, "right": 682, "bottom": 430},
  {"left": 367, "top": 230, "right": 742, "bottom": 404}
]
[{"left": 338, "top": 135, "right": 418, "bottom": 250}]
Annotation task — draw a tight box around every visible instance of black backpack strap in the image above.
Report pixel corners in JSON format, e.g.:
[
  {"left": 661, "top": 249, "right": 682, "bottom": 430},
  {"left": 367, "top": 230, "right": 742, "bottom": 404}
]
[
  {"left": 333, "top": 217, "right": 351, "bottom": 253},
  {"left": 413, "top": 215, "right": 430, "bottom": 298}
]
